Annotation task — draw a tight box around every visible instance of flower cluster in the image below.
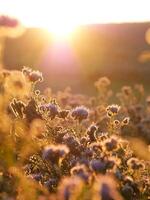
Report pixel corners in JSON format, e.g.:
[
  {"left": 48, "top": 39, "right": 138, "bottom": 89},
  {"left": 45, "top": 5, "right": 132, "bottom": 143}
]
[{"left": 0, "top": 68, "right": 149, "bottom": 200}]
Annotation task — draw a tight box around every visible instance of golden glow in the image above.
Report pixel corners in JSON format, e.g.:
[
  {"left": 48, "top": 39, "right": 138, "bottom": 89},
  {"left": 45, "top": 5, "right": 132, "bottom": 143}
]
[
  {"left": 43, "top": 19, "right": 78, "bottom": 41},
  {"left": 0, "top": 0, "right": 150, "bottom": 40}
]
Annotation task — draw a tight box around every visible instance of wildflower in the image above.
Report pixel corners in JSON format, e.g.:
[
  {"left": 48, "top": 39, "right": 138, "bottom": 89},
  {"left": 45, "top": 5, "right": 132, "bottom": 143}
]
[
  {"left": 0, "top": 15, "right": 19, "bottom": 27},
  {"left": 42, "top": 144, "right": 69, "bottom": 164},
  {"left": 28, "top": 70, "right": 43, "bottom": 83},
  {"left": 83, "top": 144, "right": 93, "bottom": 156},
  {"left": 87, "top": 124, "right": 98, "bottom": 142},
  {"left": 121, "top": 86, "right": 132, "bottom": 96},
  {"left": 22, "top": 66, "right": 32, "bottom": 76},
  {"left": 70, "top": 164, "right": 91, "bottom": 183},
  {"left": 90, "top": 159, "right": 107, "bottom": 173},
  {"left": 58, "top": 177, "right": 84, "bottom": 200},
  {"left": 24, "top": 98, "right": 41, "bottom": 122},
  {"left": 44, "top": 178, "right": 57, "bottom": 192},
  {"left": 22, "top": 67, "right": 43, "bottom": 83},
  {"left": 95, "top": 77, "right": 111, "bottom": 90},
  {"left": 93, "top": 175, "right": 123, "bottom": 200},
  {"left": 63, "top": 135, "right": 81, "bottom": 156},
  {"left": 40, "top": 101, "right": 60, "bottom": 119},
  {"left": 106, "top": 104, "right": 120, "bottom": 117},
  {"left": 71, "top": 106, "right": 89, "bottom": 122},
  {"left": 29, "top": 173, "right": 42, "bottom": 182},
  {"left": 122, "top": 117, "right": 130, "bottom": 125},
  {"left": 89, "top": 142, "right": 102, "bottom": 152},
  {"left": 121, "top": 184, "right": 134, "bottom": 200},
  {"left": 4, "top": 70, "right": 31, "bottom": 97},
  {"left": 104, "top": 137, "right": 118, "bottom": 151},
  {"left": 124, "top": 176, "right": 134, "bottom": 185},
  {"left": 115, "top": 169, "right": 123, "bottom": 181},
  {"left": 80, "top": 136, "right": 89, "bottom": 145},
  {"left": 127, "top": 158, "right": 145, "bottom": 170}
]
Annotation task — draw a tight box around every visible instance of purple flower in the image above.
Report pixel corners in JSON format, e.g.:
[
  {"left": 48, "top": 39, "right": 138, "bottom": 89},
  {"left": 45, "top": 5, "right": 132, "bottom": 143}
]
[
  {"left": 42, "top": 144, "right": 69, "bottom": 164},
  {"left": 90, "top": 159, "right": 106, "bottom": 173},
  {"left": 127, "top": 158, "right": 145, "bottom": 170},
  {"left": 71, "top": 106, "right": 89, "bottom": 122},
  {"left": 70, "top": 164, "right": 91, "bottom": 183},
  {"left": 22, "top": 67, "right": 43, "bottom": 83},
  {"left": 58, "top": 177, "right": 83, "bottom": 200},
  {"left": 104, "top": 137, "right": 118, "bottom": 151},
  {"left": 93, "top": 175, "right": 123, "bottom": 200},
  {"left": 87, "top": 124, "right": 98, "bottom": 142},
  {"left": 106, "top": 104, "right": 120, "bottom": 117},
  {"left": 0, "top": 15, "right": 19, "bottom": 27},
  {"left": 40, "top": 102, "right": 60, "bottom": 119}
]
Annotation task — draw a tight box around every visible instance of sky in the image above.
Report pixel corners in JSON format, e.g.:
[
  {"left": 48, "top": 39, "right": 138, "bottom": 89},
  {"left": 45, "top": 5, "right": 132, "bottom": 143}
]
[{"left": 0, "top": 0, "right": 150, "bottom": 28}]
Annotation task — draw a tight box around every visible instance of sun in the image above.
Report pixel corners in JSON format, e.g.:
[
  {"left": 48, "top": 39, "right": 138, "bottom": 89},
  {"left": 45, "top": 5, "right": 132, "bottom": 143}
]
[
  {"left": 34, "top": 0, "right": 80, "bottom": 41},
  {"left": 45, "top": 20, "right": 78, "bottom": 41}
]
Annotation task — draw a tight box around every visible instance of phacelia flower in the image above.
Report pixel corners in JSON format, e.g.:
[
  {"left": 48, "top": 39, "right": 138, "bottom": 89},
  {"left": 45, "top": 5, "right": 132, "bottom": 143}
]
[
  {"left": 95, "top": 77, "right": 111, "bottom": 90},
  {"left": 71, "top": 106, "right": 89, "bottom": 122},
  {"left": 127, "top": 158, "right": 145, "bottom": 170},
  {"left": 90, "top": 159, "right": 107, "bottom": 174},
  {"left": 42, "top": 144, "right": 69, "bottom": 164},
  {"left": 121, "top": 184, "right": 134, "bottom": 200},
  {"left": 106, "top": 104, "right": 120, "bottom": 117},
  {"left": 93, "top": 175, "right": 123, "bottom": 200},
  {"left": 44, "top": 178, "right": 57, "bottom": 192},
  {"left": 22, "top": 67, "right": 43, "bottom": 83},
  {"left": 121, "top": 86, "right": 132, "bottom": 96},
  {"left": 87, "top": 124, "right": 98, "bottom": 142},
  {"left": 70, "top": 164, "right": 91, "bottom": 183},
  {"left": 0, "top": 15, "right": 19, "bottom": 27},
  {"left": 104, "top": 137, "right": 118, "bottom": 151},
  {"left": 57, "top": 177, "right": 83, "bottom": 200},
  {"left": 40, "top": 102, "right": 60, "bottom": 119}
]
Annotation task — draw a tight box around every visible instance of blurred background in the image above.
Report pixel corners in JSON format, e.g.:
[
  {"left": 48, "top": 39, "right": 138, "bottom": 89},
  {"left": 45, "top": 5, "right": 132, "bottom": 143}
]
[{"left": 1, "top": 0, "right": 150, "bottom": 94}]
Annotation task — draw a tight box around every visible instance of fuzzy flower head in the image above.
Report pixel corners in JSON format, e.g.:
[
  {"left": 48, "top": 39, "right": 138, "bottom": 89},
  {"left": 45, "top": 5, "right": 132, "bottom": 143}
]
[
  {"left": 58, "top": 177, "right": 84, "bottom": 200},
  {"left": 106, "top": 104, "right": 120, "bottom": 117},
  {"left": 0, "top": 15, "right": 19, "bottom": 28},
  {"left": 95, "top": 77, "right": 111, "bottom": 90},
  {"left": 71, "top": 106, "right": 89, "bottom": 122},
  {"left": 121, "top": 86, "right": 132, "bottom": 96},
  {"left": 87, "top": 124, "right": 98, "bottom": 142},
  {"left": 0, "top": 15, "right": 24, "bottom": 38},
  {"left": 93, "top": 175, "right": 123, "bottom": 200},
  {"left": 90, "top": 159, "right": 107, "bottom": 174},
  {"left": 127, "top": 158, "right": 145, "bottom": 170},
  {"left": 3, "top": 70, "right": 32, "bottom": 98},
  {"left": 70, "top": 164, "right": 91, "bottom": 183},
  {"left": 103, "top": 137, "right": 118, "bottom": 152},
  {"left": 22, "top": 67, "right": 43, "bottom": 83},
  {"left": 39, "top": 101, "right": 60, "bottom": 119},
  {"left": 42, "top": 144, "right": 69, "bottom": 164}
]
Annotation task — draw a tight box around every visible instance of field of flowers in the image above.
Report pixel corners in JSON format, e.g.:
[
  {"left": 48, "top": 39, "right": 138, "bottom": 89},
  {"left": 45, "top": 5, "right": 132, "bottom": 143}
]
[{"left": 0, "top": 67, "right": 149, "bottom": 200}]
